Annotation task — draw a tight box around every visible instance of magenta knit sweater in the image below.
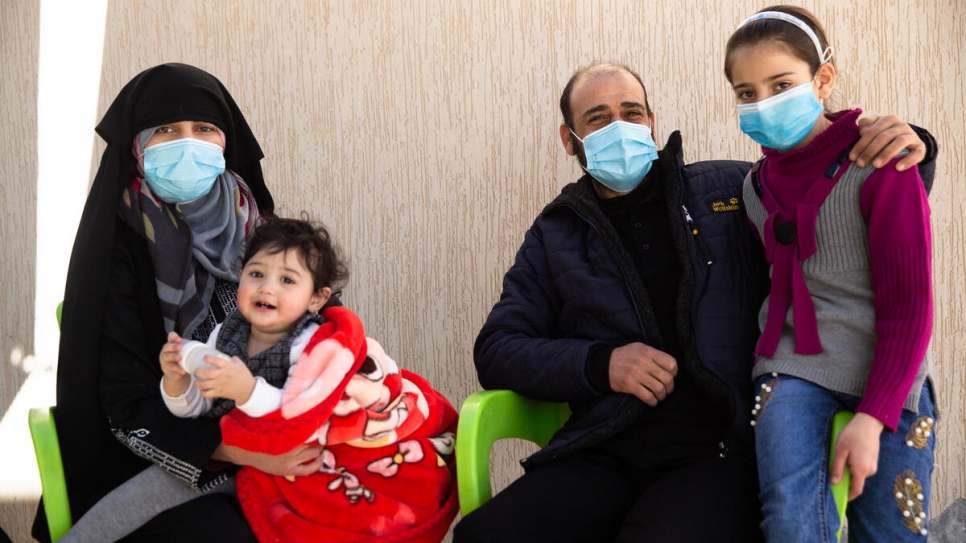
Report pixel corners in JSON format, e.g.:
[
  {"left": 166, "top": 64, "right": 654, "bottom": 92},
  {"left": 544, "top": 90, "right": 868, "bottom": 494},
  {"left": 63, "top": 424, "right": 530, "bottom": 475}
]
[{"left": 748, "top": 109, "right": 933, "bottom": 431}]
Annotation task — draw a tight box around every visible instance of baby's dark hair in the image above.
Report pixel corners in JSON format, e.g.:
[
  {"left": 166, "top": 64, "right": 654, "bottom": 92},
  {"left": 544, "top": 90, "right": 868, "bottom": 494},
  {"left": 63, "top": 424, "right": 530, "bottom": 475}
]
[{"left": 241, "top": 215, "right": 348, "bottom": 296}]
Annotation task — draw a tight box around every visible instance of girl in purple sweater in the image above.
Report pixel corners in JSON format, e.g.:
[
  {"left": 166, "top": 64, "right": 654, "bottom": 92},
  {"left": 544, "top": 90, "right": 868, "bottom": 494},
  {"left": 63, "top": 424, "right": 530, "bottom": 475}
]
[{"left": 724, "top": 5, "right": 936, "bottom": 542}]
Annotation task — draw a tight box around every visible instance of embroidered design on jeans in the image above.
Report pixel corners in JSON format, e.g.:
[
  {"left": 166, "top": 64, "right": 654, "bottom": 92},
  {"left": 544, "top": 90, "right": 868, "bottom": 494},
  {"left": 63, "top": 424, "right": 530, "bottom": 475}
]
[
  {"left": 905, "top": 416, "right": 935, "bottom": 449},
  {"left": 893, "top": 470, "right": 928, "bottom": 535},
  {"left": 750, "top": 373, "right": 779, "bottom": 428}
]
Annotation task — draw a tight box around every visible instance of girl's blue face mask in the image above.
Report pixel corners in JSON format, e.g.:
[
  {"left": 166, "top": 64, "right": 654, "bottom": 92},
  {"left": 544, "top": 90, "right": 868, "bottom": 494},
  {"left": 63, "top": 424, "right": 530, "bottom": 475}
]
[
  {"left": 571, "top": 120, "right": 659, "bottom": 193},
  {"left": 737, "top": 81, "right": 824, "bottom": 151},
  {"left": 141, "top": 138, "right": 226, "bottom": 203}
]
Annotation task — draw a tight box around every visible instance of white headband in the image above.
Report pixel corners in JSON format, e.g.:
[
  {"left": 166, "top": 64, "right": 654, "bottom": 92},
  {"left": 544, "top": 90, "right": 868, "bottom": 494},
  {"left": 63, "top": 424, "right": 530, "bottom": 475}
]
[{"left": 737, "top": 11, "right": 833, "bottom": 65}]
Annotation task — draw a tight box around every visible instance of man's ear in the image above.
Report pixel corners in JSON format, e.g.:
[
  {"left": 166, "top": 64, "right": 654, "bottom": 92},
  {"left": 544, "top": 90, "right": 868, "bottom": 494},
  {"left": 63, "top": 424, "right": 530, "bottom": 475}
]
[
  {"left": 309, "top": 286, "right": 332, "bottom": 313},
  {"left": 559, "top": 123, "right": 577, "bottom": 156},
  {"left": 815, "top": 63, "right": 836, "bottom": 101},
  {"left": 649, "top": 111, "right": 658, "bottom": 142}
]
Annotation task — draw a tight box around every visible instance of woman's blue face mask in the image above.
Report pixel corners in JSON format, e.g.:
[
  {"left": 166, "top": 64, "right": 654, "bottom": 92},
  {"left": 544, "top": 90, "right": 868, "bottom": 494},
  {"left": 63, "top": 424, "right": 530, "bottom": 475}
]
[
  {"left": 736, "top": 81, "right": 824, "bottom": 151},
  {"left": 141, "top": 138, "right": 226, "bottom": 203}
]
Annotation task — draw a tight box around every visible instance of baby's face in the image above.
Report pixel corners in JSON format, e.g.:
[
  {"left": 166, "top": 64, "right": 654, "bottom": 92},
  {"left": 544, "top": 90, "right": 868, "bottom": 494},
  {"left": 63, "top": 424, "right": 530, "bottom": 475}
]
[{"left": 237, "top": 248, "right": 325, "bottom": 336}]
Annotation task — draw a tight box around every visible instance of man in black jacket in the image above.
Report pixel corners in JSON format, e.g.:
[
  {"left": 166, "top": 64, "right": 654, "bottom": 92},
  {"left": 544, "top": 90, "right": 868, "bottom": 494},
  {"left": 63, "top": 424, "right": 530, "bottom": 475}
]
[{"left": 454, "top": 62, "right": 934, "bottom": 543}]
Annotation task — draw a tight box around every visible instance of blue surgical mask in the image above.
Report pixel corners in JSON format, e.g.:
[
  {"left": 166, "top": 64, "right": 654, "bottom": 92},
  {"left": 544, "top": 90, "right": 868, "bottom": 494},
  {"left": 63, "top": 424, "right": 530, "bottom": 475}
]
[
  {"left": 572, "top": 121, "right": 659, "bottom": 193},
  {"left": 141, "top": 138, "right": 226, "bottom": 203},
  {"left": 737, "top": 81, "right": 824, "bottom": 151}
]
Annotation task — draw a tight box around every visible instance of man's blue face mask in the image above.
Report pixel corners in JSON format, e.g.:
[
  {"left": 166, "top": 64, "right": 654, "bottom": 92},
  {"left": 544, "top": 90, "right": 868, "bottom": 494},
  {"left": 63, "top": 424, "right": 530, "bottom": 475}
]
[
  {"left": 571, "top": 120, "right": 659, "bottom": 193},
  {"left": 737, "top": 81, "right": 824, "bottom": 151},
  {"left": 141, "top": 138, "right": 226, "bottom": 204}
]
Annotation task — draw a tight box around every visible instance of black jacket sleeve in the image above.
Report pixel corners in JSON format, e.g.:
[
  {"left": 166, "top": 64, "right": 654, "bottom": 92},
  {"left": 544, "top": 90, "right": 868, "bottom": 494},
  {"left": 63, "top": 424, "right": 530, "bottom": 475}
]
[{"left": 911, "top": 124, "right": 938, "bottom": 195}]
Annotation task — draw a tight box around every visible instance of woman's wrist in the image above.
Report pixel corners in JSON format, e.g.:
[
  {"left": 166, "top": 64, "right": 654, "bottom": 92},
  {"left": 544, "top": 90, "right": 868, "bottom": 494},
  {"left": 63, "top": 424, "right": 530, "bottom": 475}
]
[{"left": 212, "top": 442, "right": 246, "bottom": 465}]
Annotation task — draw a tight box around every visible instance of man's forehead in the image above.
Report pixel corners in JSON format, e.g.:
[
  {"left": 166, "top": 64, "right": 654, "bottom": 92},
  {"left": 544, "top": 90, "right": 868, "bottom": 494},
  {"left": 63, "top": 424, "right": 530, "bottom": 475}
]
[{"left": 571, "top": 69, "right": 646, "bottom": 108}]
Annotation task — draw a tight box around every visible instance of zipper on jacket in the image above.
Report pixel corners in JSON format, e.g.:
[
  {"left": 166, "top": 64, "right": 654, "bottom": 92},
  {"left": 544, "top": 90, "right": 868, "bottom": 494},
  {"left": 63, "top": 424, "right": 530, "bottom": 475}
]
[{"left": 682, "top": 205, "right": 714, "bottom": 265}]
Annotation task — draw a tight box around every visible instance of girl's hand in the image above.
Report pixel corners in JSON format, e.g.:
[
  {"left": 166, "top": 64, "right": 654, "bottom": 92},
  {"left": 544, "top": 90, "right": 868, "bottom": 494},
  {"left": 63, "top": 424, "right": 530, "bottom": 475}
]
[
  {"left": 194, "top": 356, "right": 256, "bottom": 404},
  {"left": 830, "top": 412, "right": 885, "bottom": 501},
  {"left": 159, "top": 331, "right": 190, "bottom": 396}
]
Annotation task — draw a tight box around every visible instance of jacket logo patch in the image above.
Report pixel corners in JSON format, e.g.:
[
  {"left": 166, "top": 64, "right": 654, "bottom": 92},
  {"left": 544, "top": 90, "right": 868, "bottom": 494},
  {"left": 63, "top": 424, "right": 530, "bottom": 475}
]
[{"left": 710, "top": 197, "right": 741, "bottom": 213}]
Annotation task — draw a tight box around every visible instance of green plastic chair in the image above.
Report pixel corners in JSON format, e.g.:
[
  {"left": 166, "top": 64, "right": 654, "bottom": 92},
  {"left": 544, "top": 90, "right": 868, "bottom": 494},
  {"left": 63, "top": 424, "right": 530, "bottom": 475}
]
[
  {"left": 456, "top": 389, "right": 854, "bottom": 538},
  {"left": 28, "top": 301, "right": 72, "bottom": 541},
  {"left": 455, "top": 390, "right": 570, "bottom": 516},
  {"left": 28, "top": 406, "right": 72, "bottom": 541},
  {"left": 829, "top": 410, "right": 855, "bottom": 541}
]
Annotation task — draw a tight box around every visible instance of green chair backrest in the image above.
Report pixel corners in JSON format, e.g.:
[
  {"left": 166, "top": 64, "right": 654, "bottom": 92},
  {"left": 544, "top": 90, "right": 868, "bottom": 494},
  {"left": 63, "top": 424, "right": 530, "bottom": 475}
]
[
  {"left": 454, "top": 390, "right": 569, "bottom": 516},
  {"left": 28, "top": 407, "right": 72, "bottom": 541},
  {"left": 28, "top": 301, "right": 72, "bottom": 541}
]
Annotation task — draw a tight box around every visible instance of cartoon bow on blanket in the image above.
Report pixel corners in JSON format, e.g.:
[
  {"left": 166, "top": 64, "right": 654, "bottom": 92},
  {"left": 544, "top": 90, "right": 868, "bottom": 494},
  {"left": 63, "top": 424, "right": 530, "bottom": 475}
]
[{"left": 221, "top": 306, "right": 459, "bottom": 543}]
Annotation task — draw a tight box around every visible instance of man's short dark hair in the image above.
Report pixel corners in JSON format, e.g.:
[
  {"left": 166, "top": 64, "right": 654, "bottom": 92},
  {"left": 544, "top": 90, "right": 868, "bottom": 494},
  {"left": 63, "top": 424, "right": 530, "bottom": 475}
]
[{"left": 559, "top": 62, "right": 652, "bottom": 130}]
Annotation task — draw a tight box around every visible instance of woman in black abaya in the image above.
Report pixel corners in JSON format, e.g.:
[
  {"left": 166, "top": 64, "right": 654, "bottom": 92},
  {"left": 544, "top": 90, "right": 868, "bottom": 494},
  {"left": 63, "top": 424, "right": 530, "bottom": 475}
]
[{"left": 34, "top": 63, "right": 324, "bottom": 542}]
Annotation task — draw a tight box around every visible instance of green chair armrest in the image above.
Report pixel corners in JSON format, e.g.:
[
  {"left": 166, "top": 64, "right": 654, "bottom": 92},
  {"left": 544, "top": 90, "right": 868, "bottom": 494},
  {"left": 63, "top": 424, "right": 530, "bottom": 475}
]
[
  {"left": 28, "top": 406, "right": 73, "bottom": 542},
  {"left": 829, "top": 410, "right": 854, "bottom": 540},
  {"left": 456, "top": 390, "right": 570, "bottom": 517}
]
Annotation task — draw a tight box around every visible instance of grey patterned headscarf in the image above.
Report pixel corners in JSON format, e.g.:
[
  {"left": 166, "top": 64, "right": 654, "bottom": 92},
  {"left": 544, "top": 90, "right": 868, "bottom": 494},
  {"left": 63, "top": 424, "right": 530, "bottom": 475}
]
[{"left": 120, "top": 129, "right": 259, "bottom": 336}]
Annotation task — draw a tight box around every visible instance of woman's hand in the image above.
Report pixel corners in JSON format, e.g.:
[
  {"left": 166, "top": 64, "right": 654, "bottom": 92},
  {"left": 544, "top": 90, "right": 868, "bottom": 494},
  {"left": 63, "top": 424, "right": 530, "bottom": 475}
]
[
  {"left": 213, "top": 442, "right": 325, "bottom": 477},
  {"left": 194, "top": 356, "right": 256, "bottom": 404},
  {"left": 829, "top": 412, "right": 885, "bottom": 501},
  {"left": 160, "top": 331, "right": 191, "bottom": 397}
]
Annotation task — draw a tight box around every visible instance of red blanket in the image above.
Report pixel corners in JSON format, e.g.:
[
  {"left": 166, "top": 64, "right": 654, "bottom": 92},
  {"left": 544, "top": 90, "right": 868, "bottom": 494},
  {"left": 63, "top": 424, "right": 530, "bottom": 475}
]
[{"left": 221, "top": 306, "right": 459, "bottom": 542}]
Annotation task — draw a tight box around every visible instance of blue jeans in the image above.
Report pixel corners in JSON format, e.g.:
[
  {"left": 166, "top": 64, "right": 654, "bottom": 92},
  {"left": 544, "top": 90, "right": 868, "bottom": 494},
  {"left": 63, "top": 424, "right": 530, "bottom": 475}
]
[{"left": 754, "top": 374, "right": 936, "bottom": 543}]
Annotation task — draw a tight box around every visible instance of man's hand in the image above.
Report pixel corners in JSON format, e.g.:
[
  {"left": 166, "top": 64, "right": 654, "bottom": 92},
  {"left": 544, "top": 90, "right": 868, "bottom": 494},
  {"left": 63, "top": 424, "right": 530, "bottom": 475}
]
[
  {"left": 829, "top": 412, "right": 885, "bottom": 501},
  {"left": 214, "top": 442, "right": 324, "bottom": 477},
  {"left": 852, "top": 115, "right": 925, "bottom": 171},
  {"left": 195, "top": 355, "right": 257, "bottom": 404},
  {"left": 608, "top": 343, "right": 677, "bottom": 407}
]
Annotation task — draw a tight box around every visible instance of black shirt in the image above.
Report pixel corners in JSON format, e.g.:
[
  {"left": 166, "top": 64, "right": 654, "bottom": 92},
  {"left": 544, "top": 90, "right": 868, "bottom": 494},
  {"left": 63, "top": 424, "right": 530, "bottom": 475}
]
[{"left": 592, "top": 171, "right": 725, "bottom": 467}]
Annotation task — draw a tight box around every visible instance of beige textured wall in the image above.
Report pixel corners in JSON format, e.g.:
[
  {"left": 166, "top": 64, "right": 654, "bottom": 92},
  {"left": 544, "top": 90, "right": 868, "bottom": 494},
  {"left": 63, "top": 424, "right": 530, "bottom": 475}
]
[
  {"left": 1, "top": 1, "right": 962, "bottom": 541},
  {"left": 1, "top": 1, "right": 41, "bottom": 541}
]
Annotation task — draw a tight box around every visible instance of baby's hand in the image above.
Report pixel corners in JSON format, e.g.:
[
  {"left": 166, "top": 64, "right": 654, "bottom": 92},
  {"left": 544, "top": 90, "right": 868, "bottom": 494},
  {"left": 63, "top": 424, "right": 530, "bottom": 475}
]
[
  {"left": 160, "top": 332, "right": 190, "bottom": 396},
  {"left": 195, "top": 356, "right": 256, "bottom": 405},
  {"left": 830, "top": 412, "right": 885, "bottom": 501}
]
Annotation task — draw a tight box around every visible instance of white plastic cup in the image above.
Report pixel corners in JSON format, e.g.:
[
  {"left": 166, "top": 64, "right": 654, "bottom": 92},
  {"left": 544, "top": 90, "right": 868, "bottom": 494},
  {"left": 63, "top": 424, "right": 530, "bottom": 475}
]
[{"left": 179, "top": 340, "right": 231, "bottom": 376}]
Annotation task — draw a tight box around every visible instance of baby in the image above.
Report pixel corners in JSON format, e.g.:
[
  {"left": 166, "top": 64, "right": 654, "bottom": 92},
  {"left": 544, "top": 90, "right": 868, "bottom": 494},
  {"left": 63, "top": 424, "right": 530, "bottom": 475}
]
[{"left": 62, "top": 217, "right": 458, "bottom": 543}]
